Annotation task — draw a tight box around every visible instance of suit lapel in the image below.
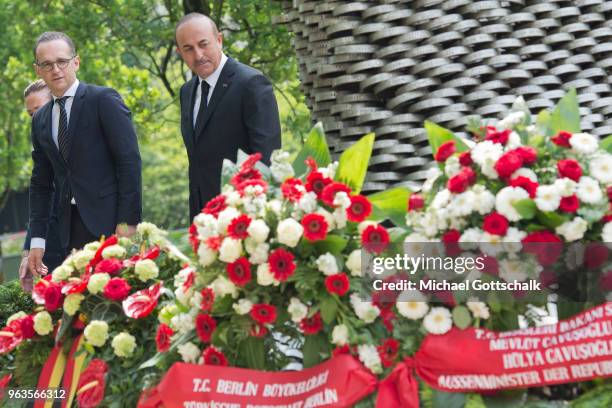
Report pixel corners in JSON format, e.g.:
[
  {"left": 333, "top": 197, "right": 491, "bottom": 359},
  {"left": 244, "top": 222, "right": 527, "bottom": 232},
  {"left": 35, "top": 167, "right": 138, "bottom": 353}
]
[
  {"left": 182, "top": 76, "right": 198, "bottom": 151},
  {"left": 41, "top": 101, "right": 65, "bottom": 167},
  {"left": 194, "top": 58, "right": 236, "bottom": 143},
  {"left": 64, "top": 83, "right": 87, "bottom": 161}
]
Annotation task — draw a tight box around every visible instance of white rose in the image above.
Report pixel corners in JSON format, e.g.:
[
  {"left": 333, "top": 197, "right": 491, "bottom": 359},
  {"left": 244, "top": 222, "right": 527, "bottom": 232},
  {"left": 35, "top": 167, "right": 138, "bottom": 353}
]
[
  {"left": 219, "top": 237, "right": 242, "bottom": 263},
  {"left": 288, "top": 297, "right": 308, "bottom": 323},
  {"left": 193, "top": 213, "right": 219, "bottom": 238},
  {"left": 554, "top": 178, "right": 577, "bottom": 197},
  {"left": 316, "top": 253, "right": 339, "bottom": 276},
  {"left": 256, "top": 263, "right": 277, "bottom": 286},
  {"left": 502, "top": 227, "right": 527, "bottom": 253},
  {"left": 556, "top": 217, "right": 588, "bottom": 242},
  {"left": 298, "top": 192, "right": 318, "bottom": 214},
  {"left": 332, "top": 207, "right": 347, "bottom": 229},
  {"left": 247, "top": 219, "right": 270, "bottom": 243},
  {"left": 210, "top": 276, "right": 238, "bottom": 298},
  {"left": 577, "top": 176, "right": 603, "bottom": 204},
  {"left": 267, "top": 199, "right": 283, "bottom": 216},
  {"left": 535, "top": 185, "right": 561, "bottom": 212},
  {"left": 569, "top": 132, "right": 599, "bottom": 155},
  {"left": 331, "top": 324, "right": 349, "bottom": 346},
  {"left": 498, "top": 111, "right": 525, "bottom": 130},
  {"left": 346, "top": 250, "right": 362, "bottom": 277},
  {"left": 233, "top": 299, "right": 253, "bottom": 315},
  {"left": 225, "top": 191, "right": 242, "bottom": 207},
  {"left": 277, "top": 218, "right": 303, "bottom": 247},
  {"left": 171, "top": 313, "right": 196, "bottom": 334},
  {"left": 333, "top": 192, "right": 351, "bottom": 209},
  {"left": 423, "top": 307, "right": 453, "bottom": 335},
  {"left": 496, "top": 187, "right": 529, "bottom": 222},
  {"left": 505, "top": 131, "right": 522, "bottom": 149},
  {"left": 177, "top": 342, "right": 200, "bottom": 363},
  {"left": 248, "top": 242, "right": 270, "bottom": 265},
  {"left": 499, "top": 259, "right": 529, "bottom": 282}
]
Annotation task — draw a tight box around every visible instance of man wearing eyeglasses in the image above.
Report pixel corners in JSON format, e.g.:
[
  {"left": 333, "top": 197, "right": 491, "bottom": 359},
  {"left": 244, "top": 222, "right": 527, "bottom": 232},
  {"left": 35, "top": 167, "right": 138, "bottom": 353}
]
[{"left": 28, "top": 31, "right": 142, "bottom": 277}]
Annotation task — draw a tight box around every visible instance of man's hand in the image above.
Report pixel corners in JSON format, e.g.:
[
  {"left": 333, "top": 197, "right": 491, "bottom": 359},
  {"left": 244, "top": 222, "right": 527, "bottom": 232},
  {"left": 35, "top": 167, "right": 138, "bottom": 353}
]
[
  {"left": 27, "top": 248, "right": 46, "bottom": 279},
  {"left": 19, "top": 251, "right": 33, "bottom": 293},
  {"left": 116, "top": 224, "right": 137, "bottom": 238}
]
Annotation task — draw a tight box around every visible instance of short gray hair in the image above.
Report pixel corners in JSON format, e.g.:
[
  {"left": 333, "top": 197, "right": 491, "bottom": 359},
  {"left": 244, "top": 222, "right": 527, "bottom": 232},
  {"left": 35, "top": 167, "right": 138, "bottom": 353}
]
[{"left": 34, "top": 31, "right": 76, "bottom": 60}]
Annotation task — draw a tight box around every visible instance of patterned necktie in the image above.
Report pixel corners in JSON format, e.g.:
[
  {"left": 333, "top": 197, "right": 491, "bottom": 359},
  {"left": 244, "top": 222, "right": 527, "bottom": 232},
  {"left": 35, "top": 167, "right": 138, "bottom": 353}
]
[
  {"left": 56, "top": 96, "right": 70, "bottom": 161},
  {"left": 195, "top": 80, "right": 210, "bottom": 126}
]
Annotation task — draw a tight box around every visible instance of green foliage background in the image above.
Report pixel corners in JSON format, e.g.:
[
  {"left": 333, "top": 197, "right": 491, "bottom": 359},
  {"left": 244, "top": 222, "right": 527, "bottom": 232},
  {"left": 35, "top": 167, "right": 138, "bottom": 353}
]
[{"left": 0, "top": 0, "right": 310, "bottom": 229}]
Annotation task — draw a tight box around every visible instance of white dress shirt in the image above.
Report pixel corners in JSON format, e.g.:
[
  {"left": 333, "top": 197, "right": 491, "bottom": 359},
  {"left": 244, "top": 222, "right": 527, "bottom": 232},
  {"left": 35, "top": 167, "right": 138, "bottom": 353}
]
[
  {"left": 30, "top": 79, "right": 80, "bottom": 250},
  {"left": 192, "top": 53, "right": 228, "bottom": 128}
]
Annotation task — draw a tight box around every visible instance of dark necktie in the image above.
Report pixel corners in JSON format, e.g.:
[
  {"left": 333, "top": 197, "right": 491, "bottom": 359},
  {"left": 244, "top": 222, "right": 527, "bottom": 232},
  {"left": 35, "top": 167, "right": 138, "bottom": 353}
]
[
  {"left": 56, "top": 96, "right": 70, "bottom": 161},
  {"left": 195, "top": 79, "right": 210, "bottom": 127}
]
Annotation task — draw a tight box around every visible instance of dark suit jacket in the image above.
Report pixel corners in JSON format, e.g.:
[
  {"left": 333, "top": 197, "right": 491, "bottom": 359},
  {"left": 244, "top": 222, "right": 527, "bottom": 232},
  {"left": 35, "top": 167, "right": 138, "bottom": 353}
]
[
  {"left": 29, "top": 82, "right": 142, "bottom": 248},
  {"left": 179, "top": 57, "right": 281, "bottom": 219},
  {"left": 24, "top": 189, "right": 64, "bottom": 271}
]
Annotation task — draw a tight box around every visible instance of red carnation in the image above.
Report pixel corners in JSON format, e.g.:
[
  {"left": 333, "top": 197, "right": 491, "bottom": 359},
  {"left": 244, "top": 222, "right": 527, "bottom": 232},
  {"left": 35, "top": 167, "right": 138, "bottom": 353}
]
[
  {"left": 495, "top": 151, "right": 523, "bottom": 178},
  {"left": 559, "top": 195, "right": 579, "bottom": 213},
  {"left": 305, "top": 171, "right": 332, "bottom": 198},
  {"left": 195, "top": 313, "right": 217, "bottom": 343},
  {"left": 76, "top": 359, "right": 108, "bottom": 408},
  {"left": 408, "top": 194, "right": 424, "bottom": 211},
  {"left": 301, "top": 213, "right": 329, "bottom": 241},
  {"left": 378, "top": 338, "right": 400, "bottom": 368},
  {"left": 281, "top": 178, "right": 305, "bottom": 202},
  {"left": 268, "top": 248, "right": 296, "bottom": 281},
  {"left": 483, "top": 212, "right": 509, "bottom": 236},
  {"left": 485, "top": 126, "right": 511, "bottom": 144},
  {"left": 300, "top": 312, "right": 323, "bottom": 335},
  {"left": 321, "top": 182, "right": 352, "bottom": 206},
  {"left": 509, "top": 176, "right": 538, "bottom": 198},
  {"left": 44, "top": 282, "right": 63, "bottom": 312},
  {"left": 442, "top": 229, "right": 462, "bottom": 257},
  {"left": 227, "top": 214, "right": 251, "bottom": 240},
  {"left": 94, "top": 258, "right": 123, "bottom": 275},
  {"left": 202, "top": 346, "right": 228, "bottom": 366},
  {"left": 250, "top": 304, "right": 277, "bottom": 324},
  {"left": 361, "top": 224, "right": 390, "bottom": 254},
  {"left": 458, "top": 151, "right": 473, "bottom": 166},
  {"left": 347, "top": 195, "right": 372, "bottom": 222},
  {"left": 584, "top": 243, "right": 609, "bottom": 269},
  {"left": 155, "top": 323, "right": 174, "bottom": 353},
  {"left": 552, "top": 131, "right": 572, "bottom": 147},
  {"left": 325, "top": 273, "right": 350, "bottom": 296},
  {"left": 200, "top": 288, "right": 215, "bottom": 312},
  {"left": 522, "top": 231, "right": 563, "bottom": 266},
  {"left": 103, "top": 278, "right": 131, "bottom": 301},
  {"left": 513, "top": 146, "right": 537, "bottom": 165},
  {"left": 447, "top": 167, "right": 475, "bottom": 193},
  {"left": 226, "top": 257, "right": 252, "bottom": 287},
  {"left": 122, "top": 283, "right": 163, "bottom": 319},
  {"left": 557, "top": 159, "right": 582, "bottom": 182},
  {"left": 203, "top": 195, "right": 227, "bottom": 217},
  {"left": 434, "top": 140, "right": 456, "bottom": 162}
]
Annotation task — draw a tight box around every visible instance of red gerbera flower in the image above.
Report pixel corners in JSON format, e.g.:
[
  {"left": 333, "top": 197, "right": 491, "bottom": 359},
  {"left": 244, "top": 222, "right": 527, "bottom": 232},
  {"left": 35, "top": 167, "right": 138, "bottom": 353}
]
[
  {"left": 195, "top": 314, "right": 217, "bottom": 343},
  {"left": 301, "top": 213, "right": 328, "bottom": 241},
  {"left": 227, "top": 215, "right": 252, "bottom": 240},
  {"left": 305, "top": 171, "right": 332, "bottom": 198},
  {"left": 200, "top": 287, "right": 215, "bottom": 312},
  {"left": 203, "top": 194, "right": 227, "bottom": 217},
  {"left": 155, "top": 323, "right": 174, "bottom": 353},
  {"left": 378, "top": 338, "right": 400, "bottom": 368},
  {"left": 202, "top": 346, "right": 228, "bottom": 366},
  {"left": 434, "top": 140, "right": 456, "bottom": 162},
  {"left": 300, "top": 312, "right": 323, "bottom": 335},
  {"left": 281, "top": 178, "right": 305, "bottom": 202},
  {"left": 482, "top": 212, "right": 509, "bottom": 236},
  {"left": 346, "top": 195, "right": 372, "bottom": 222},
  {"left": 189, "top": 223, "right": 199, "bottom": 253},
  {"left": 325, "top": 273, "right": 350, "bottom": 296},
  {"left": 231, "top": 166, "right": 262, "bottom": 189},
  {"left": 123, "top": 282, "right": 163, "bottom": 319},
  {"left": 226, "top": 257, "right": 252, "bottom": 287},
  {"left": 250, "top": 304, "right": 277, "bottom": 324},
  {"left": 361, "top": 224, "right": 390, "bottom": 254},
  {"left": 268, "top": 248, "right": 296, "bottom": 281},
  {"left": 321, "top": 182, "right": 352, "bottom": 206}
]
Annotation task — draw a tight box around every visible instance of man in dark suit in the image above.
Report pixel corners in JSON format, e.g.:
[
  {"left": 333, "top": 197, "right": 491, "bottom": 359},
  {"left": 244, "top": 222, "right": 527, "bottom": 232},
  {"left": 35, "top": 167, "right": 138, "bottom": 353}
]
[
  {"left": 19, "top": 80, "right": 64, "bottom": 292},
  {"left": 27, "top": 32, "right": 142, "bottom": 276},
  {"left": 175, "top": 13, "right": 281, "bottom": 220}
]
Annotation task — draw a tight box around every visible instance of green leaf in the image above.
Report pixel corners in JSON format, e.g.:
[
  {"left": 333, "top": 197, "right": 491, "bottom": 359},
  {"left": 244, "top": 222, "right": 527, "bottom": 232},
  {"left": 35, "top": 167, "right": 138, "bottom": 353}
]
[
  {"left": 55, "top": 313, "right": 74, "bottom": 344},
  {"left": 425, "top": 121, "right": 469, "bottom": 155},
  {"left": 511, "top": 199, "right": 536, "bottom": 220},
  {"left": 432, "top": 390, "right": 466, "bottom": 408},
  {"left": 570, "top": 383, "right": 612, "bottom": 408},
  {"left": 292, "top": 123, "right": 331, "bottom": 176},
  {"left": 320, "top": 295, "right": 338, "bottom": 324},
  {"left": 600, "top": 135, "right": 612, "bottom": 154},
  {"left": 536, "top": 211, "right": 568, "bottom": 229},
  {"left": 335, "top": 133, "right": 375, "bottom": 193},
  {"left": 550, "top": 88, "right": 580, "bottom": 134},
  {"left": 313, "top": 235, "right": 348, "bottom": 255},
  {"left": 302, "top": 333, "right": 329, "bottom": 368},
  {"left": 452, "top": 306, "right": 472, "bottom": 329},
  {"left": 482, "top": 390, "right": 526, "bottom": 408},
  {"left": 241, "top": 337, "right": 266, "bottom": 370},
  {"left": 368, "top": 187, "right": 411, "bottom": 226}
]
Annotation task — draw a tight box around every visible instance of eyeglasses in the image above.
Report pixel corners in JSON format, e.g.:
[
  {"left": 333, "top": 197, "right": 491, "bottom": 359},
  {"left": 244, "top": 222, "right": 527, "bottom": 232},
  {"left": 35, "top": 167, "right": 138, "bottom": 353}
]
[{"left": 35, "top": 56, "right": 76, "bottom": 72}]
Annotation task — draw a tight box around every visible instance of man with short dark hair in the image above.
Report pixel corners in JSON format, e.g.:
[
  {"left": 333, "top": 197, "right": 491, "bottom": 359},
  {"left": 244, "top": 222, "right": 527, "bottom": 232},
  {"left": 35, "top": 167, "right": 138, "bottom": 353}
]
[
  {"left": 28, "top": 31, "right": 142, "bottom": 276},
  {"left": 175, "top": 13, "right": 281, "bottom": 220},
  {"left": 20, "top": 80, "right": 64, "bottom": 292}
]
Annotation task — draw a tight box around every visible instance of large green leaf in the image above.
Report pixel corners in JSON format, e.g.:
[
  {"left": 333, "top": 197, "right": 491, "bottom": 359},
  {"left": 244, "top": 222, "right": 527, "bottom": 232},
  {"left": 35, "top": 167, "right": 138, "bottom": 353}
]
[
  {"left": 511, "top": 199, "right": 536, "bottom": 220},
  {"left": 335, "top": 133, "right": 375, "bottom": 193},
  {"left": 302, "top": 333, "right": 330, "bottom": 368},
  {"left": 368, "top": 187, "right": 411, "bottom": 227},
  {"left": 536, "top": 211, "right": 568, "bottom": 229},
  {"left": 313, "top": 234, "right": 348, "bottom": 255},
  {"left": 550, "top": 89, "right": 580, "bottom": 135},
  {"left": 292, "top": 122, "right": 332, "bottom": 176},
  {"left": 320, "top": 295, "right": 338, "bottom": 324},
  {"left": 241, "top": 337, "right": 266, "bottom": 370},
  {"left": 600, "top": 135, "right": 612, "bottom": 154},
  {"left": 425, "top": 121, "right": 470, "bottom": 156},
  {"left": 432, "top": 390, "right": 466, "bottom": 408},
  {"left": 452, "top": 306, "right": 472, "bottom": 329}
]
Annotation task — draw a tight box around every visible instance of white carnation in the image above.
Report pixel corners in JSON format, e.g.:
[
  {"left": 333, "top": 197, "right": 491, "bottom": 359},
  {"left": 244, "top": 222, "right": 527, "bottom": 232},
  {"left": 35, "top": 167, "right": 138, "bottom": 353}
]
[
  {"left": 422, "top": 167, "right": 442, "bottom": 193},
  {"left": 177, "top": 342, "right": 200, "bottom": 363},
  {"left": 51, "top": 265, "right": 73, "bottom": 282},
  {"left": 134, "top": 259, "right": 159, "bottom": 282},
  {"left": 556, "top": 217, "right": 588, "bottom": 242},
  {"left": 498, "top": 111, "right": 525, "bottom": 130},
  {"left": 72, "top": 250, "right": 96, "bottom": 269},
  {"left": 84, "top": 241, "right": 101, "bottom": 252},
  {"left": 459, "top": 228, "right": 484, "bottom": 250},
  {"left": 219, "top": 237, "right": 242, "bottom": 263},
  {"left": 333, "top": 191, "right": 351, "bottom": 209},
  {"left": 270, "top": 150, "right": 295, "bottom": 182},
  {"left": 63, "top": 294, "right": 84, "bottom": 316},
  {"left": 217, "top": 207, "right": 241, "bottom": 233},
  {"left": 505, "top": 131, "right": 522, "bottom": 149},
  {"left": 554, "top": 178, "right": 577, "bottom": 198},
  {"left": 346, "top": 250, "right": 362, "bottom": 277},
  {"left": 358, "top": 344, "right": 383, "bottom": 374},
  {"left": 577, "top": 176, "right": 603, "bottom": 204},
  {"left": 33, "top": 311, "right": 53, "bottom": 336},
  {"left": 423, "top": 307, "right": 453, "bottom": 335},
  {"left": 316, "top": 253, "right": 339, "bottom": 276},
  {"left": 198, "top": 244, "right": 217, "bottom": 267},
  {"left": 210, "top": 276, "right": 238, "bottom": 298},
  {"left": 444, "top": 155, "right": 462, "bottom": 177},
  {"left": 171, "top": 313, "right": 196, "bottom": 334},
  {"left": 480, "top": 233, "right": 504, "bottom": 257},
  {"left": 298, "top": 192, "right": 318, "bottom": 213},
  {"left": 472, "top": 141, "right": 504, "bottom": 166},
  {"left": 288, "top": 297, "right": 308, "bottom": 323},
  {"left": 101, "top": 245, "right": 126, "bottom": 260},
  {"left": 87, "top": 273, "right": 110, "bottom": 294},
  {"left": 471, "top": 185, "right": 496, "bottom": 215},
  {"left": 248, "top": 242, "right": 269, "bottom": 265},
  {"left": 535, "top": 185, "right": 561, "bottom": 212},
  {"left": 499, "top": 259, "right": 529, "bottom": 282},
  {"left": 502, "top": 227, "right": 527, "bottom": 253},
  {"left": 495, "top": 187, "right": 529, "bottom": 222},
  {"left": 277, "top": 218, "right": 304, "bottom": 247},
  {"left": 510, "top": 168, "right": 538, "bottom": 182},
  {"left": 233, "top": 298, "right": 253, "bottom": 315},
  {"left": 431, "top": 189, "right": 451, "bottom": 210},
  {"left": 570, "top": 132, "right": 599, "bottom": 155},
  {"left": 247, "top": 219, "right": 270, "bottom": 243},
  {"left": 589, "top": 154, "right": 612, "bottom": 184}
]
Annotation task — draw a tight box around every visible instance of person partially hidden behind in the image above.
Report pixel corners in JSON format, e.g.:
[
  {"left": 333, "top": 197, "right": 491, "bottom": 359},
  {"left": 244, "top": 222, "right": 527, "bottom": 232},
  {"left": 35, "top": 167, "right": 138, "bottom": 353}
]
[
  {"left": 27, "top": 31, "right": 142, "bottom": 281},
  {"left": 175, "top": 13, "right": 281, "bottom": 220},
  {"left": 19, "top": 80, "right": 64, "bottom": 292}
]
